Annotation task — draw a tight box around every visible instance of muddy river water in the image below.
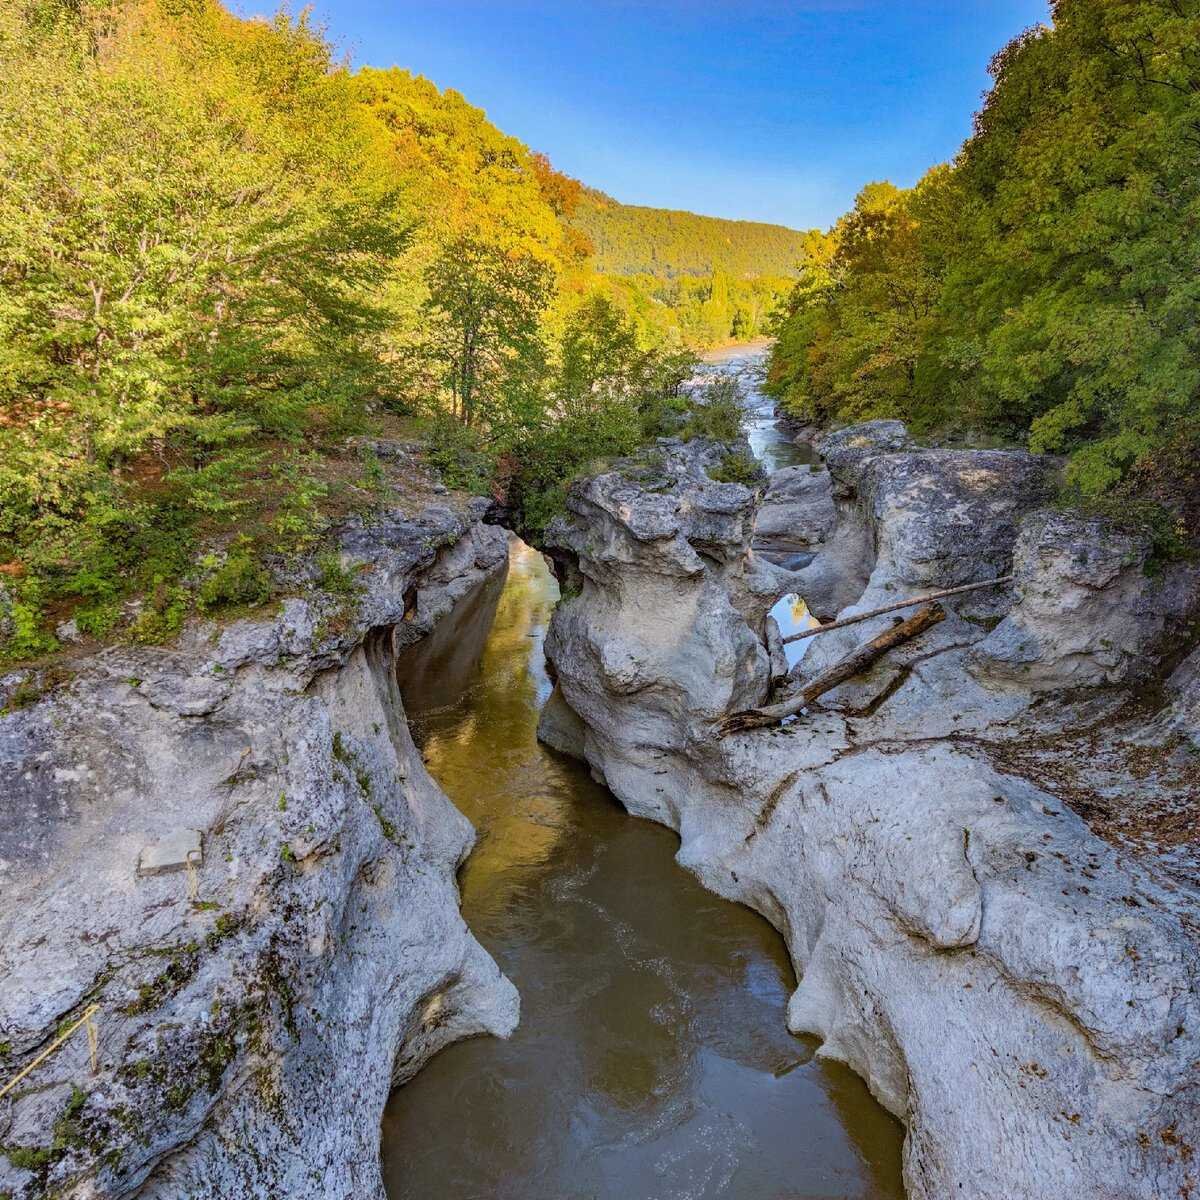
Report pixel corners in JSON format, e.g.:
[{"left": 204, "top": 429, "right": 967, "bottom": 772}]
[{"left": 381, "top": 347, "right": 904, "bottom": 1199}]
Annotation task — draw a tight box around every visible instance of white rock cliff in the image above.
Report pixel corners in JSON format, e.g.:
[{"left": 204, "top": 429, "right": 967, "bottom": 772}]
[
  {"left": 0, "top": 501, "right": 517, "bottom": 1199},
  {"left": 540, "top": 428, "right": 1200, "bottom": 1200}
]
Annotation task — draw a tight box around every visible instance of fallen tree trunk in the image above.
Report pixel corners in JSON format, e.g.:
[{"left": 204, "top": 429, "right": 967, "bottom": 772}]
[
  {"left": 782, "top": 575, "right": 1013, "bottom": 644},
  {"left": 719, "top": 603, "right": 946, "bottom": 735}
]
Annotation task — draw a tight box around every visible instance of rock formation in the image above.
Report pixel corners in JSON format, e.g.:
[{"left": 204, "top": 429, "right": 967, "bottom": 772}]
[
  {"left": 0, "top": 500, "right": 518, "bottom": 1199},
  {"left": 540, "top": 427, "right": 1200, "bottom": 1200}
]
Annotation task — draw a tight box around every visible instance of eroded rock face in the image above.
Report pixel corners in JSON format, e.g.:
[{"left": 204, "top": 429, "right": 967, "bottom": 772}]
[
  {"left": 541, "top": 430, "right": 1200, "bottom": 1200},
  {"left": 752, "top": 464, "right": 835, "bottom": 559},
  {"left": 972, "top": 508, "right": 1200, "bottom": 691},
  {"left": 0, "top": 505, "right": 518, "bottom": 1200}
]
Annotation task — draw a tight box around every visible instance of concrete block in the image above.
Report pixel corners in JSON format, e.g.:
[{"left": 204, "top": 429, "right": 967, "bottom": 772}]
[{"left": 137, "top": 829, "right": 203, "bottom": 878}]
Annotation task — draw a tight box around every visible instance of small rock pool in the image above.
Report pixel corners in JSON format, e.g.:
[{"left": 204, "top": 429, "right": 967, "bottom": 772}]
[{"left": 380, "top": 532, "right": 904, "bottom": 1198}]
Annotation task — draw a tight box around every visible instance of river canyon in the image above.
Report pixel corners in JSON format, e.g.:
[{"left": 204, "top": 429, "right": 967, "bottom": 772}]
[
  {"left": 381, "top": 536, "right": 903, "bottom": 1198},
  {"left": 1, "top": 348, "right": 1197, "bottom": 1200}
]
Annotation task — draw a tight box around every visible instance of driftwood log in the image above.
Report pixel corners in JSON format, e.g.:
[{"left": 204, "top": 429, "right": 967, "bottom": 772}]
[
  {"left": 782, "top": 575, "right": 1013, "bottom": 644},
  {"left": 718, "top": 602, "right": 946, "bottom": 735}
]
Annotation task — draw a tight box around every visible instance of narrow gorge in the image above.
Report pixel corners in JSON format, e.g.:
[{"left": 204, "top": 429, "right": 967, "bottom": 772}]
[
  {"left": 536, "top": 371, "right": 1200, "bottom": 1198},
  {"left": 0, "top": 494, "right": 522, "bottom": 1198},
  {"left": 4, "top": 345, "right": 1199, "bottom": 1200},
  {"left": 5, "top": 3, "right": 1200, "bottom": 1197}
]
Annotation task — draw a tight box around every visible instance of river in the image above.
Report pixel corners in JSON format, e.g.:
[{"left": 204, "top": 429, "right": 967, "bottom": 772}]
[
  {"left": 698, "top": 342, "right": 818, "bottom": 474},
  {"left": 380, "top": 348, "right": 904, "bottom": 1199},
  {"left": 699, "top": 343, "right": 821, "bottom": 668}
]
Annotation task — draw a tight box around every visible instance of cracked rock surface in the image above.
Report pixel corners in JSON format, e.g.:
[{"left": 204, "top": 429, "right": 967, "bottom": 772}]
[
  {"left": 541, "top": 429, "right": 1200, "bottom": 1200},
  {"left": 0, "top": 501, "right": 517, "bottom": 1200}
]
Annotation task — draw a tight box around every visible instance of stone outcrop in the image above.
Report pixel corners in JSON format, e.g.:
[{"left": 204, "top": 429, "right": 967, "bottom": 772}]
[
  {"left": 541, "top": 429, "right": 1200, "bottom": 1200},
  {"left": 971, "top": 507, "right": 1199, "bottom": 690},
  {"left": 0, "top": 501, "right": 518, "bottom": 1200}
]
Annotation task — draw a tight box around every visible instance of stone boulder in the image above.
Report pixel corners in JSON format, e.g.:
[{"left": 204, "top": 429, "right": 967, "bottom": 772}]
[
  {"left": 971, "top": 508, "right": 1200, "bottom": 691},
  {"left": 752, "top": 463, "right": 835, "bottom": 559},
  {"left": 817, "top": 419, "right": 915, "bottom": 494}
]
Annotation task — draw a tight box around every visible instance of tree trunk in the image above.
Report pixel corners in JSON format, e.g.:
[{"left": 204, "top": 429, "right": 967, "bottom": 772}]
[{"left": 718, "top": 603, "right": 946, "bottom": 735}]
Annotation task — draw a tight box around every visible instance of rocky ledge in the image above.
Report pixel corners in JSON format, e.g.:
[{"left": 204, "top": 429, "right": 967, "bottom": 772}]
[
  {"left": 0, "top": 499, "right": 517, "bottom": 1199},
  {"left": 539, "top": 425, "right": 1200, "bottom": 1200}
]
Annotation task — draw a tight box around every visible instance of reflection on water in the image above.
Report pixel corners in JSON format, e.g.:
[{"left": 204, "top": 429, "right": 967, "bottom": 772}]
[
  {"left": 770, "top": 592, "right": 820, "bottom": 670},
  {"left": 381, "top": 541, "right": 904, "bottom": 1200}
]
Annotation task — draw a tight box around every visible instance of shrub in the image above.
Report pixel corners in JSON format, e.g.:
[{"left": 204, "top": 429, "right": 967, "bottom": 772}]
[
  {"left": 422, "top": 414, "right": 495, "bottom": 494},
  {"left": 196, "top": 552, "right": 273, "bottom": 613},
  {"left": 315, "top": 552, "right": 362, "bottom": 598},
  {"left": 710, "top": 451, "right": 762, "bottom": 486},
  {"left": 683, "top": 376, "right": 744, "bottom": 444}
]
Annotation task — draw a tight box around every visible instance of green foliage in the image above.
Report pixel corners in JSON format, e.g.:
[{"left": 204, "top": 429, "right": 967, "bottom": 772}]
[
  {"left": 359, "top": 447, "right": 385, "bottom": 494},
  {"left": 0, "top": 0, "right": 769, "bottom": 664},
  {"left": 1058, "top": 496, "right": 1192, "bottom": 575},
  {"left": 423, "top": 237, "right": 555, "bottom": 429},
  {"left": 315, "top": 553, "right": 362, "bottom": 600},
  {"left": 196, "top": 547, "right": 273, "bottom": 614},
  {"left": 423, "top": 413, "right": 496, "bottom": 494},
  {"left": 683, "top": 376, "right": 744, "bottom": 444},
  {"left": 503, "top": 297, "right": 695, "bottom": 536},
  {"left": 331, "top": 731, "right": 351, "bottom": 764},
  {"left": 0, "top": 0, "right": 403, "bottom": 655},
  {"left": 373, "top": 804, "right": 398, "bottom": 842},
  {"left": 570, "top": 189, "right": 810, "bottom": 346},
  {"left": 574, "top": 189, "right": 810, "bottom": 280},
  {"left": 129, "top": 583, "right": 191, "bottom": 642},
  {"left": 765, "top": 0, "right": 1200, "bottom": 522},
  {"left": 601, "top": 270, "right": 794, "bottom": 349},
  {"left": 710, "top": 451, "right": 762, "bottom": 486}
]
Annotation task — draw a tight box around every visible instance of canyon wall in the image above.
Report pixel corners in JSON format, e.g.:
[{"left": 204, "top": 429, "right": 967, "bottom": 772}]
[
  {"left": 0, "top": 500, "right": 517, "bottom": 1199},
  {"left": 540, "top": 427, "right": 1200, "bottom": 1200}
]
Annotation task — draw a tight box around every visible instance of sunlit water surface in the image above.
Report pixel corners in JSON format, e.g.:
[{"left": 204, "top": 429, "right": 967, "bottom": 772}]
[
  {"left": 700, "top": 344, "right": 821, "bottom": 666},
  {"left": 380, "top": 532, "right": 903, "bottom": 1199}
]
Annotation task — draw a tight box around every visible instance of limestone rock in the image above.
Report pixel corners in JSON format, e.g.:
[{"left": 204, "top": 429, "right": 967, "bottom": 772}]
[
  {"left": 136, "top": 829, "right": 203, "bottom": 877},
  {"left": 971, "top": 507, "right": 1200, "bottom": 690},
  {"left": 0, "top": 505, "right": 518, "bottom": 1200},
  {"left": 541, "top": 428, "right": 1200, "bottom": 1200},
  {"left": 818, "top": 419, "right": 915, "bottom": 491},
  {"left": 752, "top": 463, "right": 835, "bottom": 557}
]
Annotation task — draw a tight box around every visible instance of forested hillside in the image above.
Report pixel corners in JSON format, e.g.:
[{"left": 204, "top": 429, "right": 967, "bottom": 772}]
[
  {"left": 0, "top": 0, "right": 713, "bottom": 663},
  {"left": 574, "top": 190, "right": 807, "bottom": 279},
  {"left": 766, "top": 0, "right": 1200, "bottom": 525},
  {"left": 574, "top": 190, "right": 805, "bottom": 345}
]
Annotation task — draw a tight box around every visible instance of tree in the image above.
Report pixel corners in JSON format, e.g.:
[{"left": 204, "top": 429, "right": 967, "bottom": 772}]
[
  {"left": 947, "top": 0, "right": 1200, "bottom": 491},
  {"left": 424, "top": 238, "right": 555, "bottom": 428},
  {"left": 556, "top": 293, "right": 640, "bottom": 411},
  {"left": 766, "top": 0, "right": 1200, "bottom": 509}
]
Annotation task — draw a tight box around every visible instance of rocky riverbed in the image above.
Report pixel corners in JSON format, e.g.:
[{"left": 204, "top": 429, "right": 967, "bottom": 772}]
[
  {"left": 0, "top": 495, "right": 517, "bottom": 1199},
  {"left": 538, "top": 422, "right": 1200, "bottom": 1199}
]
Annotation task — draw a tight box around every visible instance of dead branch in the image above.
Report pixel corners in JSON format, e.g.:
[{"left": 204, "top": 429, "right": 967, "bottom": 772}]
[
  {"left": 719, "top": 603, "right": 946, "bottom": 735},
  {"left": 782, "top": 575, "right": 1012, "bottom": 644}
]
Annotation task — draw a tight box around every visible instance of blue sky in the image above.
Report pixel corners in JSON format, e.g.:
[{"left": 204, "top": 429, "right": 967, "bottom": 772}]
[{"left": 299, "top": 0, "right": 1050, "bottom": 230}]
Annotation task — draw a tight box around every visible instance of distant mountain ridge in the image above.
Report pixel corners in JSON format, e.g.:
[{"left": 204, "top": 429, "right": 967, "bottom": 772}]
[{"left": 573, "top": 188, "right": 811, "bottom": 280}]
